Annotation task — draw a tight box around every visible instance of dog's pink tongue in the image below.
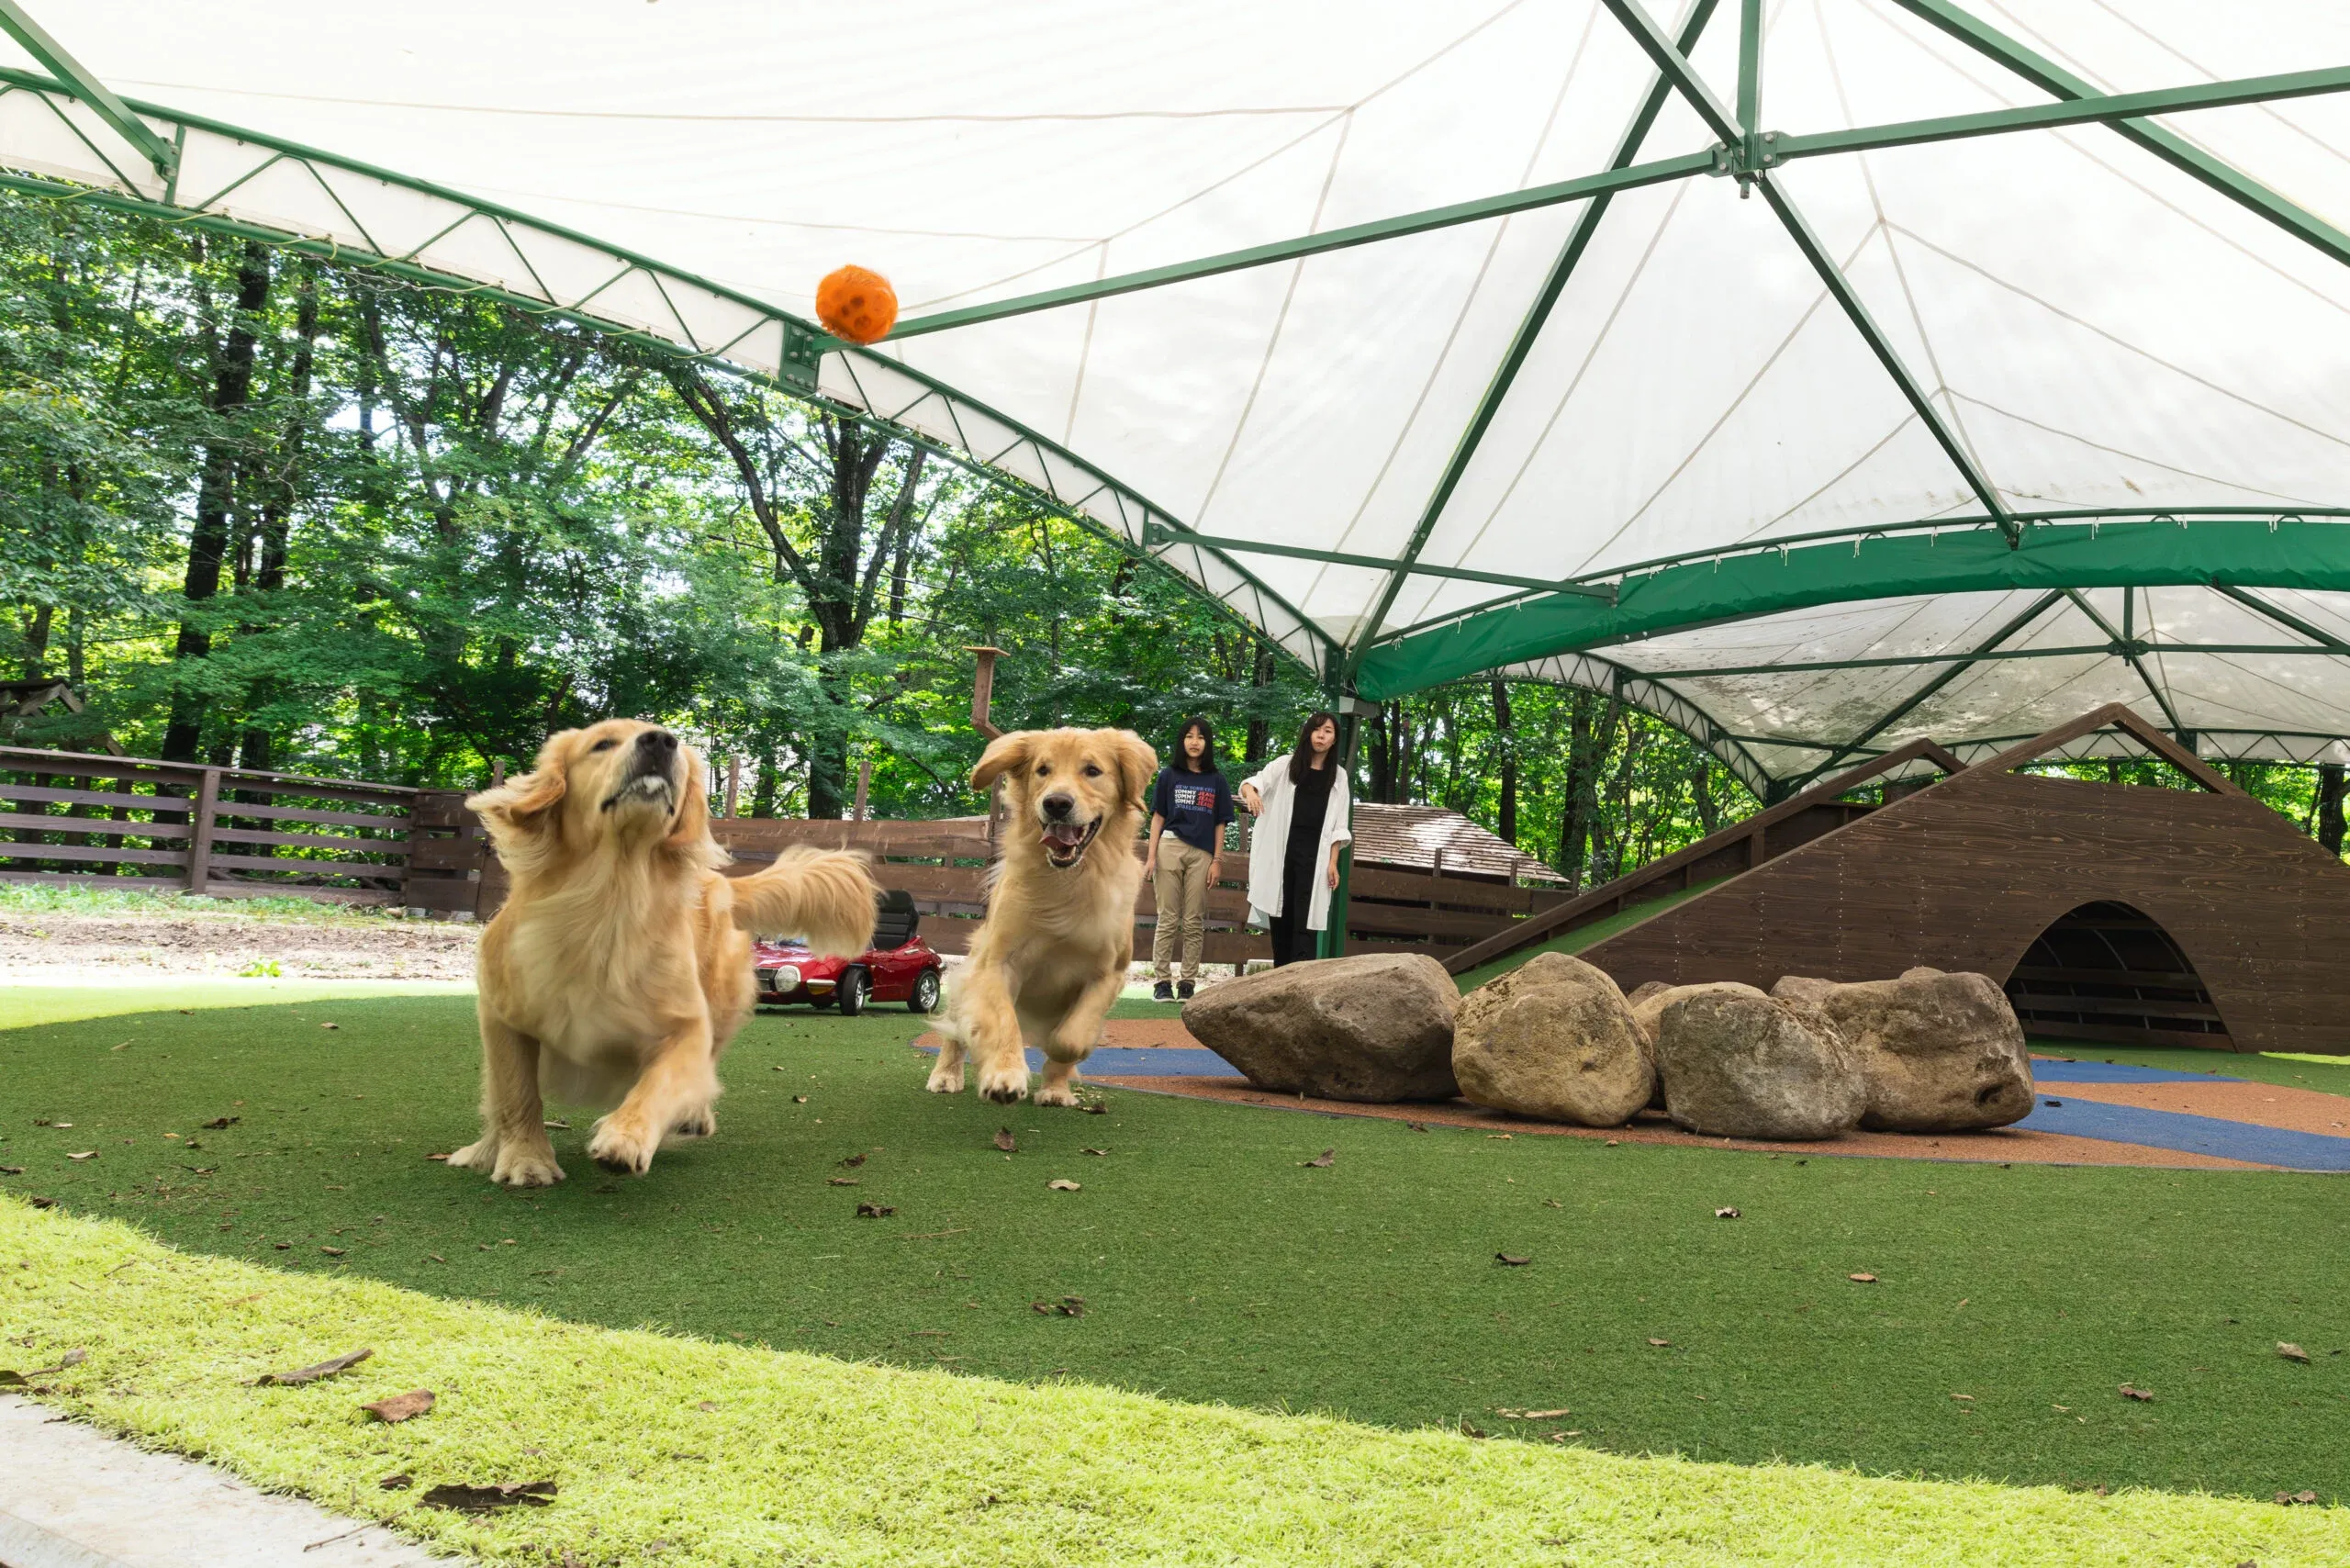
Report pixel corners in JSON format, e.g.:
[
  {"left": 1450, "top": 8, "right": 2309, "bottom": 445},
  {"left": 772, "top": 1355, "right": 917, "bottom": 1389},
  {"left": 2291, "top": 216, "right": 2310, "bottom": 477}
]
[{"left": 1043, "top": 823, "right": 1086, "bottom": 846}]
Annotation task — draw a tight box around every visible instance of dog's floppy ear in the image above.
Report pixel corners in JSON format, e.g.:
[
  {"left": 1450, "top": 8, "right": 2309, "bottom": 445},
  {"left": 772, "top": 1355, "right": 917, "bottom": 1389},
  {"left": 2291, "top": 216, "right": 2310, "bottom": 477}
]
[
  {"left": 466, "top": 733, "right": 571, "bottom": 846},
  {"left": 664, "top": 744, "right": 718, "bottom": 859},
  {"left": 1111, "top": 730, "right": 1158, "bottom": 813},
  {"left": 969, "top": 731, "right": 1033, "bottom": 792}
]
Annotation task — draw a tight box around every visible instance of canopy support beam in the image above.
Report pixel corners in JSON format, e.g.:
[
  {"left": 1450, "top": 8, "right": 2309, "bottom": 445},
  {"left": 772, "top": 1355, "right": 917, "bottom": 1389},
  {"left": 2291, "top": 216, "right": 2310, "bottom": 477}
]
[
  {"left": 0, "top": 0, "right": 174, "bottom": 177},
  {"left": 1141, "top": 522, "right": 1615, "bottom": 599},
  {"left": 1337, "top": 0, "right": 1725, "bottom": 689},
  {"left": 1886, "top": 0, "right": 2350, "bottom": 270},
  {"left": 2062, "top": 588, "right": 2186, "bottom": 736},
  {"left": 1782, "top": 588, "right": 2065, "bottom": 790},
  {"left": 1602, "top": 0, "right": 2013, "bottom": 542},
  {"left": 2211, "top": 584, "right": 2350, "bottom": 654}
]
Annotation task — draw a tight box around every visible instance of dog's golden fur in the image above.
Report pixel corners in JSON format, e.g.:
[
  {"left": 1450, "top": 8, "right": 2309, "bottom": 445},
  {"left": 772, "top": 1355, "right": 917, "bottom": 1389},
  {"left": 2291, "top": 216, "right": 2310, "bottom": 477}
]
[
  {"left": 453, "top": 719, "right": 876, "bottom": 1185},
  {"left": 928, "top": 726, "right": 1157, "bottom": 1105}
]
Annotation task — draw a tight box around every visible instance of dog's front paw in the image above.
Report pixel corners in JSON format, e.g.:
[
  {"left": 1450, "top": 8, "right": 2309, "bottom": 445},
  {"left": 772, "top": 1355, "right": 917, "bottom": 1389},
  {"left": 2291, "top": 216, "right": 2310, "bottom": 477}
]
[
  {"left": 491, "top": 1144, "right": 566, "bottom": 1188},
  {"left": 923, "top": 1061, "right": 965, "bottom": 1094},
  {"left": 1033, "top": 1076, "right": 1080, "bottom": 1108},
  {"left": 975, "top": 1058, "right": 1031, "bottom": 1104},
  {"left": 669, "top": 1106, "right": 717, "bottom": 1140},
  {"left": 446, "top": 1137, "right": 497, "bottom": 1171},
  {"left": 587, "top": 1117, "right": 656, "bottom": 1176}
]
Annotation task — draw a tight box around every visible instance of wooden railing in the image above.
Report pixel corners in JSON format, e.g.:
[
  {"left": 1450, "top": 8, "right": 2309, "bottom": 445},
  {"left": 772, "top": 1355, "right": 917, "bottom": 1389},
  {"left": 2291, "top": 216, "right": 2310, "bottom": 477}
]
[
  {"left": 0, "top": 745, "right": 420, "bottom": 904},
  {"left": 0, "top": 744, "right": 1576, "bottom": 960}
]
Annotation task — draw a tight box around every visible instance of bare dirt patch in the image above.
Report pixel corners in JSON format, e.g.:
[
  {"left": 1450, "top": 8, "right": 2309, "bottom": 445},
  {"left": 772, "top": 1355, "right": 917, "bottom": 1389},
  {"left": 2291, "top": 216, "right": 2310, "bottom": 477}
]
[{"left": 0, "top": 906, "right": 477, "bottom": 981}]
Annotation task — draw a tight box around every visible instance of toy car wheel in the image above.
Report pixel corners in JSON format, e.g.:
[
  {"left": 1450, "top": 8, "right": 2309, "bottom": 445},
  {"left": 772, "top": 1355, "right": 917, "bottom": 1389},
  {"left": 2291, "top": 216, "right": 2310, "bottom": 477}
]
[
  {"left": 907, "top": 968, "right": 941, "bottom": 1015},
  {"left": 836, "top": 966, "right": 870, "bottom": 1017}
]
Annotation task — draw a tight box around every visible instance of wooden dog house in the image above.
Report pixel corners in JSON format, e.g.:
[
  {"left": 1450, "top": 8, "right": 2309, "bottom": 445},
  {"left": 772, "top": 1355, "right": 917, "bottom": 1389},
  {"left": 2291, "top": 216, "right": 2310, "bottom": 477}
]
[{"left": 1447, "top": 704, "right": 2350, "bottom": 1056}]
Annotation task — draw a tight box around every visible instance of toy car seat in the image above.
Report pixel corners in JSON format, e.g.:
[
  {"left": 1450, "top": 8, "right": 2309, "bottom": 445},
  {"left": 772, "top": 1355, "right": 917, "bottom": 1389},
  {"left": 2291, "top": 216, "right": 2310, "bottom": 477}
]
[{"left": 871, "top": 889, "right": 920, "bottom": 948}]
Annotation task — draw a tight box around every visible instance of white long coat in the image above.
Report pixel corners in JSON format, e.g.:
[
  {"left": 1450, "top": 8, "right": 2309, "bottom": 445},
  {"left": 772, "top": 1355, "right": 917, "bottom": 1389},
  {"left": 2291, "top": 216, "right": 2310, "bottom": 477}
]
[{"left": 1242, "top": 754, "right": 1352, "bottom": 931}]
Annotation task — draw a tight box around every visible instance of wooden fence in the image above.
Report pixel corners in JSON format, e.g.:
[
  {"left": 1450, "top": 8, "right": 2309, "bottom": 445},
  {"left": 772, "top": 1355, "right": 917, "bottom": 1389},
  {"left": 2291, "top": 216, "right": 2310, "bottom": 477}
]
[
  {"left": 0, "top": 744, "right": 1572, "bottom": 962},
  {"left": 1, "top": 745, "right": 420, "bottom": 904}
]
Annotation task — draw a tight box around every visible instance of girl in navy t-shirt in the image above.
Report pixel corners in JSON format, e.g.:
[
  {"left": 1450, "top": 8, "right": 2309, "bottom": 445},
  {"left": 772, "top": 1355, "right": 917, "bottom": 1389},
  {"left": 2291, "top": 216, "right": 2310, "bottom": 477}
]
[{"left": 1144, "top": 716, "right": 1236, "bottom": 1001}]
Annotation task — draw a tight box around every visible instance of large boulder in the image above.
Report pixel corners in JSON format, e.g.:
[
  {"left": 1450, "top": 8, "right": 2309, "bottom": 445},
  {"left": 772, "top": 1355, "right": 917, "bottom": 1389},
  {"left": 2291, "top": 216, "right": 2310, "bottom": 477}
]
[
  {"left": 1626, "top": 980, "right": 1674, "bottom": 1008},
  {"left": 1631, "top": 980, "right": 1765, "bottom": 1046},
  {"left": 1452, "top": 953, "right": 1651, "bottom": 1126},
  {"left": 1769, "top": 975, "right": 1838, "bottom": 1008},
  {"left": 1799, "top": 970, "right": 2033, "bottom": 1131},
  {"left": 1652, "top": 987, "right": 1864, "bottom": 1140},
  {"left": 1181, "top": 952, "right": 1460, "bottom": 1102}
]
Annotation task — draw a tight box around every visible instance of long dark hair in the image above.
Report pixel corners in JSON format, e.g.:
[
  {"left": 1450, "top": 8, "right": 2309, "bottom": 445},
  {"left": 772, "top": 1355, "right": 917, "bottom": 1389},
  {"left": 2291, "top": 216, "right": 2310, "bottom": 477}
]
[
  {"left": 1287, "top": 711, "right": 1340, "bottom": 785},
  {"left": 1172, "top": 715, "right": 1218, "bottom": 773}
]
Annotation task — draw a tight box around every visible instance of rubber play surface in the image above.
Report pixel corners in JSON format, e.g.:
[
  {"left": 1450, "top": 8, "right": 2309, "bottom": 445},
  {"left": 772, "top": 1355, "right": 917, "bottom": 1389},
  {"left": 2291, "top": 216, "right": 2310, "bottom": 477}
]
[{"left": 923, "top": 1023, "right": 2350, "bottom": 1172}]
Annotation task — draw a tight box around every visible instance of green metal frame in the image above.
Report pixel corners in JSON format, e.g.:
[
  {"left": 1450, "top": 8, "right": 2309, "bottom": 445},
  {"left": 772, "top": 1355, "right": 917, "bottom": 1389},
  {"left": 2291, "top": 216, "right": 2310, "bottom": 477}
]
[{"left": 8, "top": 0, "right": 2350, "bottom": 792}]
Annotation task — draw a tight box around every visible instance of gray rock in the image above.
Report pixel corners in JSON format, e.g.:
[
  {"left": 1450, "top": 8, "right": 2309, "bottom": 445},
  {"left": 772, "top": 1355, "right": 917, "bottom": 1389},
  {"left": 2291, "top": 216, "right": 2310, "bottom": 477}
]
[
  {"left": 1631, "top": 980, "right": 1765, "bottom": 1046},
  {"left": 1181, "top": 952, "right": 1459, "bottom": 1102},
  {"left": 1810, "top": 970, "right": 2033, "bottom": 1131},
  {"left": 1652, "top": 987, "right": 1864, "bottom": 1140},
  {"left": 1626, "top": 980, "right": 1674, "bottom": 1008},
  {"left": 1453, "top": 953, "right": 1652, "bottom": 1126},
  {"left": 1770, "top": 975, "right": 1839, "bottom": 1008}
]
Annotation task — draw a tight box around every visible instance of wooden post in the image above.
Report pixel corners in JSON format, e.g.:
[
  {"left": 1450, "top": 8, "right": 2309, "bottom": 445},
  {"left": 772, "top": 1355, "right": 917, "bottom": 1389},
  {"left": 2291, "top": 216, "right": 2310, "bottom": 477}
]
[
  {"left": 185, "top": 767, "right": 220, "bottom": 894},
  {"left": 967, "top": 645, "right": 1006, "bottom": 740},
  {"left": 724, "top": 756, "right": 742, "bottom": 818},
  {"left": 853, "top": 756, "right": 872, "bottom": 821},
  {"left": 491, "top": 758, "right": 507, "bottom": 788}
]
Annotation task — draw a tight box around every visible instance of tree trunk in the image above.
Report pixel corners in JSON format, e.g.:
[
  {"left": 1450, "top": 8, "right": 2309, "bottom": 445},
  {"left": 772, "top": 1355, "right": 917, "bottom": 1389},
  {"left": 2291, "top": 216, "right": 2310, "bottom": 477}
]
[
  {"left": 1557, "top": 690, "right": 1623, "bottom": 891},
  {"left": 1244, "top": 641, "right": 1274, "bottom": 769},
  {"left": 163, "top": 241, "right": 272, "bottom": 762},
  {"left": 238, "top": 262, "right": 319, "bottom": 780},
  {"left": 2321, "top": 763, "right": 2346, "bottom": 857},
  {"left": 1490, "top": 680, "right": 1516, "bottom": 846}
]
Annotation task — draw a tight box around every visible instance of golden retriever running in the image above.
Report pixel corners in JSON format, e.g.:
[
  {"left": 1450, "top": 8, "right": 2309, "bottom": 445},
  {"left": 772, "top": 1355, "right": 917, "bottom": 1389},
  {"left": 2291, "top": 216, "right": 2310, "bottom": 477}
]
[
  {"left": 453, "top": 720, "right": 877, "bottom": 1185},
  {"left": 928, "top": 727, "right": 1157, "bottom": 1105}
]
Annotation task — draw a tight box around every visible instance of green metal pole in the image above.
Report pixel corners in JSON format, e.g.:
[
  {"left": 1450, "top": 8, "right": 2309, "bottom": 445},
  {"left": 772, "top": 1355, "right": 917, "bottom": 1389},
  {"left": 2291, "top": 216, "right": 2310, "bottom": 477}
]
[{"left": 0, "top": 0, "right": 175, "bottom": 177}]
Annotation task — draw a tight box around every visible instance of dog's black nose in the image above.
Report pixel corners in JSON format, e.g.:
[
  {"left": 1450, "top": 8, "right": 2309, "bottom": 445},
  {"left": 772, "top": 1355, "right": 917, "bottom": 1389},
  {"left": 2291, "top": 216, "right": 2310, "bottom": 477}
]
[
  {"left": 1041, "top": 791, "right": 1075, "bottom": 821},
  {"left": 636, "top": 728, "right": 677, "bottom": 755}
]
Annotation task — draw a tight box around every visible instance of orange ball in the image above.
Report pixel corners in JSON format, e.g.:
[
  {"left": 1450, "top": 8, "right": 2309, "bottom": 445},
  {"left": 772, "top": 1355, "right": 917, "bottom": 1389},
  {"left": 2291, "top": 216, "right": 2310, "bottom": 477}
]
[{"left": 816, "top": 264, "right": 898, "bottom": 344}]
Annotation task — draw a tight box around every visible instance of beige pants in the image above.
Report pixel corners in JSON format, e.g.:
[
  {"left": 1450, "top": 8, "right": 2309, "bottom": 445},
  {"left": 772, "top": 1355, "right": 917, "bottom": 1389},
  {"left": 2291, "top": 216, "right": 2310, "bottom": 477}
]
[{"left": 1150, "top": 837, "right": 1213, "bottom": 981}]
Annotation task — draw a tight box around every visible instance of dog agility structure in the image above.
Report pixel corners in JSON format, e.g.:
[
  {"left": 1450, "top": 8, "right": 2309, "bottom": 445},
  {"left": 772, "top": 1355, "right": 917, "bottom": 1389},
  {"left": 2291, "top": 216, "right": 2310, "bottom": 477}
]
[{"left": 1448, "top": 704, "right": 2350, "bottom": 1056}]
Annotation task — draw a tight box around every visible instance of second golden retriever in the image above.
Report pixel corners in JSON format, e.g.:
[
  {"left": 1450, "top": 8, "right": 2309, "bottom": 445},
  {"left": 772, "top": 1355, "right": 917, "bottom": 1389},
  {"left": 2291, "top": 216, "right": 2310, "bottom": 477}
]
[
  {"left": 928, "top": 726, "right": 1157, "bottom": 1105},
  {"left": 454, "top": 720, "right": 877, "bottom": 1184}
]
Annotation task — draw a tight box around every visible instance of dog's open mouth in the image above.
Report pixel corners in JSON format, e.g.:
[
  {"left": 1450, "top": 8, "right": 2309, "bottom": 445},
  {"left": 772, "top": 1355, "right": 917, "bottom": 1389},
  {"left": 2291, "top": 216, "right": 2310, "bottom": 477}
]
[
  {"left": 1039, "top": 818, "right": 1100, "bottom": 869},
  {"left": 601, "top": 773, "right": 676, "bottom": 812}
]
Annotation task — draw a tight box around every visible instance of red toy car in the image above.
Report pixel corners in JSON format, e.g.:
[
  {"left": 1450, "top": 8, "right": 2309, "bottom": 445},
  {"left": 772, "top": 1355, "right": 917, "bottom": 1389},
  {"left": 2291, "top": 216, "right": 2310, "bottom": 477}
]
[{"left": 751, "top": 889, "right": 944, "bottom": 1016}]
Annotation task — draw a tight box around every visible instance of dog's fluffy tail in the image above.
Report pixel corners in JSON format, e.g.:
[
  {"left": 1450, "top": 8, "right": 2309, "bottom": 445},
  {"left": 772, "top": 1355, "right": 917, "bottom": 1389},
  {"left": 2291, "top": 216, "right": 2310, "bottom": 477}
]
[{"left": 729, "top": 846, "right": 878, "bottom": 958}]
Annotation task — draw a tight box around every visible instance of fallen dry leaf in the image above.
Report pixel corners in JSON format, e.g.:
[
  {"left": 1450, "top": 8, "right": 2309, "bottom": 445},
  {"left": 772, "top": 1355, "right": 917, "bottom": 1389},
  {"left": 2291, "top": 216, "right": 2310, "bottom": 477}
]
[
  {"left": 1494, "top": 1253, "right": 1531, "bottom": 1267},
  {"left": 1460, "top": 1419, "right": 1487, "bottom": 1439},
  {"left": 425, "top": 1153, "right": 450, "bottom": 1162},
  {"left": 839, "top": 1152, "right": 868, "bottom": 1169},
  {"left": 378, "top": 1473, "right": 412, "bottom": 1491},
  {"left": 2278, "top": 1342, "right": 2311, "bottom": 1363},
  {"left": 0, "top": 1166, "right": 22, "bottom": 1175},
  {"left": 1848, "top": 1272, "right": 1878, "bottom": 1283},
  {"left": 201, "top": 1116, "right": 238, "bottom": 1129},
  {"left": 1303, "top": 1148, "right": 1336, "bottom": 1168},
  {"left": 1715, "top": 1206, "right": 1741, "bottom": 1219},
  {"left": 2120, "top": 1384, "right": 2154, "bottom": 1402},
  {"left": 993, "top": 1128, "right": 1017, "bottom": 1153},
  {"left": 1080, "top": 1148, "right": 1109, "bottom": 1157},
  {"left": 1046, "top": 1179, "right": 1082, "bottom": 1192},
  {"left": 1950, "top": 1394, "right": 1975, "bottom": 1403},
  {"left": 1549, "top": 1430, "right": 1583, "bottom": 1441},
  {"left": 697, "top": 1399, "right": 718, "bottom": 1411},
  {"left": 827, "top": 1177, "right": 859, "bottom": 1186},
  {"left": 320, "top": 1247, "right": 347, "bottom": 1257},
  {"left": 2277, "top": 1490, "right": 2321, "bottom": 1506},
  {"left": 543, "top": 1119, "right": 569, "bottom": 1131},
  {"left": 257, "top": 1347, "right": 372, "bottom": 1386},
  {"left": 1030, "top": 1296, "right": 1086, "bottom": 1316},
  {"left": 1495, "top": 1406, "right": 1571, "bottom": 1420},
  {"left": 28, "top": 1196, "right": 56, "bottom": 1209},
  {"left": 1647, "top": 1338, "right": 1672, "bottom": 1348},
  {"left": 319, "top": 1022, "right": 340, "bottom": 1031},
  {"left": 792, "top": 1094, "right": 809, "bottom": 1103},
  {"left": 1081, "top": 1101, "right": 1108, "bottom": 1115},
  {"left": 856, "top": 1203, "right": 896, "bottom": 1218},
  {"left": 420, "top": 1480, "right": 555, "bottom": 1513},
  {"left": 65, "top": 1151, "right": 95, "bottom": 1161},
  {"left": 360, "top": 1390, "right": 435, "bottom": 1424}
]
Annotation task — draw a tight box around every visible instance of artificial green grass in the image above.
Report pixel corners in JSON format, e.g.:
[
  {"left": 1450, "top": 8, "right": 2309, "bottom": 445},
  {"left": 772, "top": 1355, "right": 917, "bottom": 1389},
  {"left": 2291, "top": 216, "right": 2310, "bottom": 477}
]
[
  {"left": 4, "top": 993, "right": 2347, "bottom": 1509},
  {"left": 15, "top": 1204, "right": 2348, "bottom": 1566},
  {"left": 1450, "top": 879, "right": 1731, "bottom": 990},
  {"left": 0, "top": 979, "right": 470, "bottom": 1031}
]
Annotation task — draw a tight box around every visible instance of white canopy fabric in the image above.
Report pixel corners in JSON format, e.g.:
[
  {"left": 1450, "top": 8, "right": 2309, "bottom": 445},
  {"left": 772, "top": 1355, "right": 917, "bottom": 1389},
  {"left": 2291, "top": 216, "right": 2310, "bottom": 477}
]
[{"left": 6, "top": 0, "right": 2350, "bottom": 791}]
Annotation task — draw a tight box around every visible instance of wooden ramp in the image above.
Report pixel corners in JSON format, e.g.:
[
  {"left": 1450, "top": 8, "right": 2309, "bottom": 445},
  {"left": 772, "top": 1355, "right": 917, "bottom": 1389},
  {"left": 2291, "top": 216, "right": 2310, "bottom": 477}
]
[{"left": 1446, "top": 704, "right": 2350, "bottom": 1056}]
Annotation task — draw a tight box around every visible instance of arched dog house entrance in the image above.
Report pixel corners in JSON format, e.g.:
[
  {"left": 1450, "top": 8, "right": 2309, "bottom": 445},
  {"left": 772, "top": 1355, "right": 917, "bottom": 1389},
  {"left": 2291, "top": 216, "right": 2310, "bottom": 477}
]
[{"left": 2004, "top": 902, "right": 2230, "bottom": 1052}]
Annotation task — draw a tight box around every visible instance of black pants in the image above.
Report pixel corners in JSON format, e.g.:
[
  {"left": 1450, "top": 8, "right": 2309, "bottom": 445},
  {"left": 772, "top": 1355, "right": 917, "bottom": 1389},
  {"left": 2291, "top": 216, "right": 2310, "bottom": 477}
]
[{"left": 1269, "top": 846, "right": 1319, "bottom": 966}]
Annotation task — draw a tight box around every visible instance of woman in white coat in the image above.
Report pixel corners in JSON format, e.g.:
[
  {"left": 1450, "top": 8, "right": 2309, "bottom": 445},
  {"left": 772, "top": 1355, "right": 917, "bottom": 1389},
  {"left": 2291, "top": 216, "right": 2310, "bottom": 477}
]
[{"left": 1238, "top": 711, "right": 1351, "bottom": 967}]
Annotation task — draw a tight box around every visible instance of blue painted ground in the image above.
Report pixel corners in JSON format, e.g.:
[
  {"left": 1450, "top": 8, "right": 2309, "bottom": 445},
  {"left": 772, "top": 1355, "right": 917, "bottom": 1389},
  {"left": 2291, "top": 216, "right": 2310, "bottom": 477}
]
[{"left": 911, "top": 1045, "right": 2350, "bottom": 1169}]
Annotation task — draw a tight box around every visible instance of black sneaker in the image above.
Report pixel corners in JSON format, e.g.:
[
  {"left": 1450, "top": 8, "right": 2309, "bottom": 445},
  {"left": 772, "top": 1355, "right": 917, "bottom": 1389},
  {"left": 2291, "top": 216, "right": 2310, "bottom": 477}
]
[
  {"left": 1152, "top": 980, "right": 1174, "bottom": 1002},
  {"left": 1176, "top": 980, "right": 1196, "bottom": 1002}
]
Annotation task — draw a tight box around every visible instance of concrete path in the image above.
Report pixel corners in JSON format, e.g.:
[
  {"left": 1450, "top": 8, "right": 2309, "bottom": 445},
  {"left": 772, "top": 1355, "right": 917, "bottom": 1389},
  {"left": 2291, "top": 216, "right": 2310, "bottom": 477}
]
[{"left": 0, "top": 1396, "right": 449, "bottom": 1568}]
